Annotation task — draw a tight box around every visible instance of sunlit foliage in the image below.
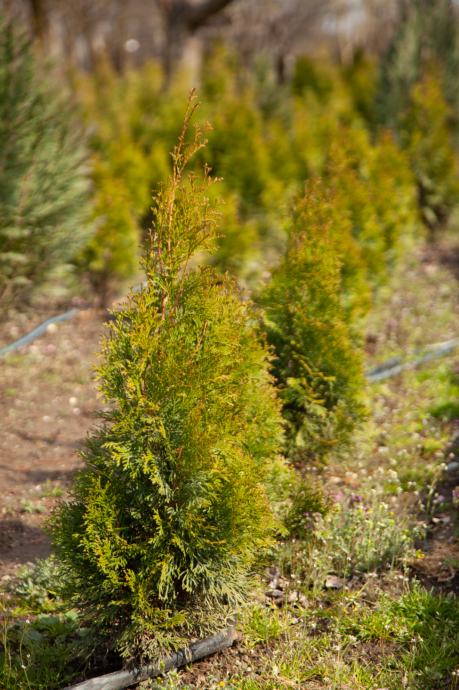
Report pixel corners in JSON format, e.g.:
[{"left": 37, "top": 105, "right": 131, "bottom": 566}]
[{"left": 51, "top": 102, "right": 285, "bottom": 660}]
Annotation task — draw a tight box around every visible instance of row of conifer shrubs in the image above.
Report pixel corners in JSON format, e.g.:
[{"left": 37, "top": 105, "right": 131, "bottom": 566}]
[
  {"left": 2, "top": 2, "right": 457, "bottom": 664},
  {"left": 78, "top": 46, "right": 457, "bottom": 303},
  {"left": 2, "top": 13, "right": 457, "bottom": 312},
  {"left": 50, "top": 95, "right": 422, "bottom": 665}
]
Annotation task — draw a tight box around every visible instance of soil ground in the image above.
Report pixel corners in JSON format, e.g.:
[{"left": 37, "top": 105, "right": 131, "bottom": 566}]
[
  {"left": 0, "top": 308, "right": 105, "bottom": 578},
  {"left": 0, "top": 245, "right": 457, "bottom": 587},
  {"left": 1, "top": 238, "right": 459, "bottom": 688}
]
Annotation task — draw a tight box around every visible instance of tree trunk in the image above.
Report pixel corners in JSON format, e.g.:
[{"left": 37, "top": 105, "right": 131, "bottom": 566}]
[
  {"left": 28, "top": 0, "right": 49, "bottom": 43},
  {"left": 159, "top": 0, "right": 235, "bottom": 86}
]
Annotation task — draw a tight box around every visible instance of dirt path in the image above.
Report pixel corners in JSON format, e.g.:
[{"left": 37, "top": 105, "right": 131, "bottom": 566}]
[{"left": 0, "top": 309, "right": 105, "bottom": 577}]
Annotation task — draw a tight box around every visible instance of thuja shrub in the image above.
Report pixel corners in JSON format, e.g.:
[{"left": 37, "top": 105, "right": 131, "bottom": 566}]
[
  {"left": 329, "top": 133, "right": 385, "bottom": 286},
  {"left": 0, "top": 19, "right": 90, "bottom": 309},
  {"left": 341, "top": 50, "right": 378, "bottom": 127},
  {"left": 204, "top": 92, "right": 272, "bottom": 212},
  {"left": 365, "top": 131, "right": 420, "bottom": 260},
  {"left": 258, "top": 180, "right": 365, "bottom": 465},
  {"left": 401, "top": 76, "right": 459, "bottom": 231},
  {"left": 326, "top": 125, "right": 419, "bottom": 291},
  {"left": 76, "top": 66, "right": 157, "bottom": 301},
  {"left": 207, "top": 188, "right": 260, "bottom": 285},
  {"left": 51, "top": 100, "right": 284, "bottom": 661},
  {"left": 81, "top": 157, "right": 140, "bottom": 306},
  {"left": 78, "top": 54, "right": 276, "bottom": 288}
]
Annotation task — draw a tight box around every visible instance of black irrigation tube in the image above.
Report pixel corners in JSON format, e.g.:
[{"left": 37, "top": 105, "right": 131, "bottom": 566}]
[
  {"left": 63, "top": 626, "right": 236, "bottom": 690},
  {"left": 0, "top": 308, "right": 78, "bottom": 358},
  {"left": 0, "top": 284, "right": 147, "bottom": 359},
  {"left": 1, "top": 304, "right": 458, "bottom": 382},
  {"left": 365, "top": 338, "right": 459, "bottom": 382}
]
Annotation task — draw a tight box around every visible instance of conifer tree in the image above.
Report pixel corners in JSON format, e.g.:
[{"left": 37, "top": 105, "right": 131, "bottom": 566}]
[
  {"left": 51, "top": 98, "right": 284, "bottom": 660},
  {"left": 76, "top": 66, "right": 156, "bottom": 302},
  {"left": 400, "top": 76, "right": 459, "bottom": 231},
  {"left": 258, "top": 180, "right": 365, "bottom": 465},
  {"left": 376, "top": 3, "right": 459, "bottom": 231},
  {"left": 0, "top": 19, "right": 90, "bottom": 309},
  {"left": 377, "top": 0, "right": 459, "bottom": 129},
  {"left": 365, "top": 131, "right": 419, "bottom": 260},
  {"left": 327, "top": 126, "right": 419, "bottom": 286},
  {"left": 81, "top": 157, "right": 140, "bottom": 307}
]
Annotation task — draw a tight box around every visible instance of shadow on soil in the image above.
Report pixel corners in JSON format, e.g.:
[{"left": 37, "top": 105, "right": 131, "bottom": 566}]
[
  {"left": 438, "top": 242, "right": 459, "bottom": 282},
  {"left": 0, "top": 519, "right": 51, "bottom": 568},
  {"left": 0, "top": 462, "right": 77, "bottom": 487}
]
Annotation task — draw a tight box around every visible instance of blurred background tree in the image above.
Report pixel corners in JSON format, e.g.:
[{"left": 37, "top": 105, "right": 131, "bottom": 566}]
[
  {"left": 377, "top": 0, "right": 459, "bottom": 129},
  {"left": 1, "top": 0, "right": 458, "bottom": 304},
  {"left": 1, "top": 1, "right": 404, "bottom": 78},
  {"left": 0, "top": 17, "right": 91, "bottom": 311}
]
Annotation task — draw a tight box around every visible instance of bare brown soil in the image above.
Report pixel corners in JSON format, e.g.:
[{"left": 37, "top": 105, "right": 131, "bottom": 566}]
[
  {"left": 0, "top": 308, "right": 105, "bottom": 578},
  {"left": 412, "top": 427, "right": 459, "bottom": 594}
]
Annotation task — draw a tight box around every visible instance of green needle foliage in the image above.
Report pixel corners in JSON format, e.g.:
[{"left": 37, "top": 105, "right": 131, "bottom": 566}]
[
  {"left": 51, "top": 97, "right": 284, "bottom": 662},
  {"left": 376, "top": 1, "right": 459, "bottom": 231},
  {"left": 0, "top": 19, "right": 90, "bottom": 309},
  {"left": 81, "top": 157, "right": 141, "bottom": 306},
  {"left": 377, "top": 0, "right": 459, "bottom": 129},
  {"left": 258, "top": 179, "right": 365, "bottom": 464},
  {"left": 328, "top": 126, "right": 419, "bottom": 287},
  {"left": 401, "top": 76, "right": 459, "bottom": 231}
]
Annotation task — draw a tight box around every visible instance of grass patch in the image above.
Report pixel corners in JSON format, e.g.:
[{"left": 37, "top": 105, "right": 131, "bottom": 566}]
[
  {"left": 430, "top": 370, "right": 459, "bottom": 422},
  {"left": 0, "top": 612, "right": 94, "bottom": 690},
  {"left": 0, "top": 558, "right": 97, "bottom": 690}
]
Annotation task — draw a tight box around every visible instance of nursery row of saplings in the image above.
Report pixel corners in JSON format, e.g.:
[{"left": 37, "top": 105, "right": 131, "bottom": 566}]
[
  {"left": 2, "top": 10, "right": 459, "bottom": 665},
  {"left": 49, "top": 94, "right": 423, "bottom": 664},
  {"left": 2, "top": 13, "right": 459, "bottom": 312}
]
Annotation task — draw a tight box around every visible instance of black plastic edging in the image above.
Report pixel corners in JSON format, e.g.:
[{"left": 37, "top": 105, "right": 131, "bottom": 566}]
[{"left": 63, "top": 626, "right": 236, "bottom": 690}]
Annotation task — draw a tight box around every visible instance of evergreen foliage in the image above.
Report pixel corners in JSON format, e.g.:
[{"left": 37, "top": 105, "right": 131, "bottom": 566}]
[
  {"left": 376, "top": 0, "right": 459, "bottom": 231},
  {"left": 0, "top": 19, "right": 90, "bottom": 309},
  {"left": 80, "top": 157, "right": 140, "bottom": 306},
  {"left": 365, "top": 131, "right": 419, "bottom": 260},
  {"left": 258, "top": 179, "right": 365, "bottom": 464},
  {"left": 291, "top": 56, "right": 335, "bottom": 101},
  {"left": 75, "top": 48, "right": 424, "bottom": 296},
  {"left": 327, "top": 126, "right": 419, "bottom": 292},
  {"left": 76, "top": 65, "right": 156, "bottom": 301},
  {"left": 342, "top": 50, "right": 378, "bottom": 127},
  {"left": 51, "top": 100, "right": 284, "bottom": 660},
  {"left": 377, "top": 0, "right": 459, "bottom": 129},
  {"left": 400, "top": 76, "right": 459, "bottom": 231},
  {"left": 77, "top": 51, "right": 298, "bottom": 289}
]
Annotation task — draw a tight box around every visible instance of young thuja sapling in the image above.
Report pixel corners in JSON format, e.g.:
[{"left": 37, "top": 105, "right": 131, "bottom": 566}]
[{"left": 51, "top": 94, "right": 287, "bottom": 662}]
